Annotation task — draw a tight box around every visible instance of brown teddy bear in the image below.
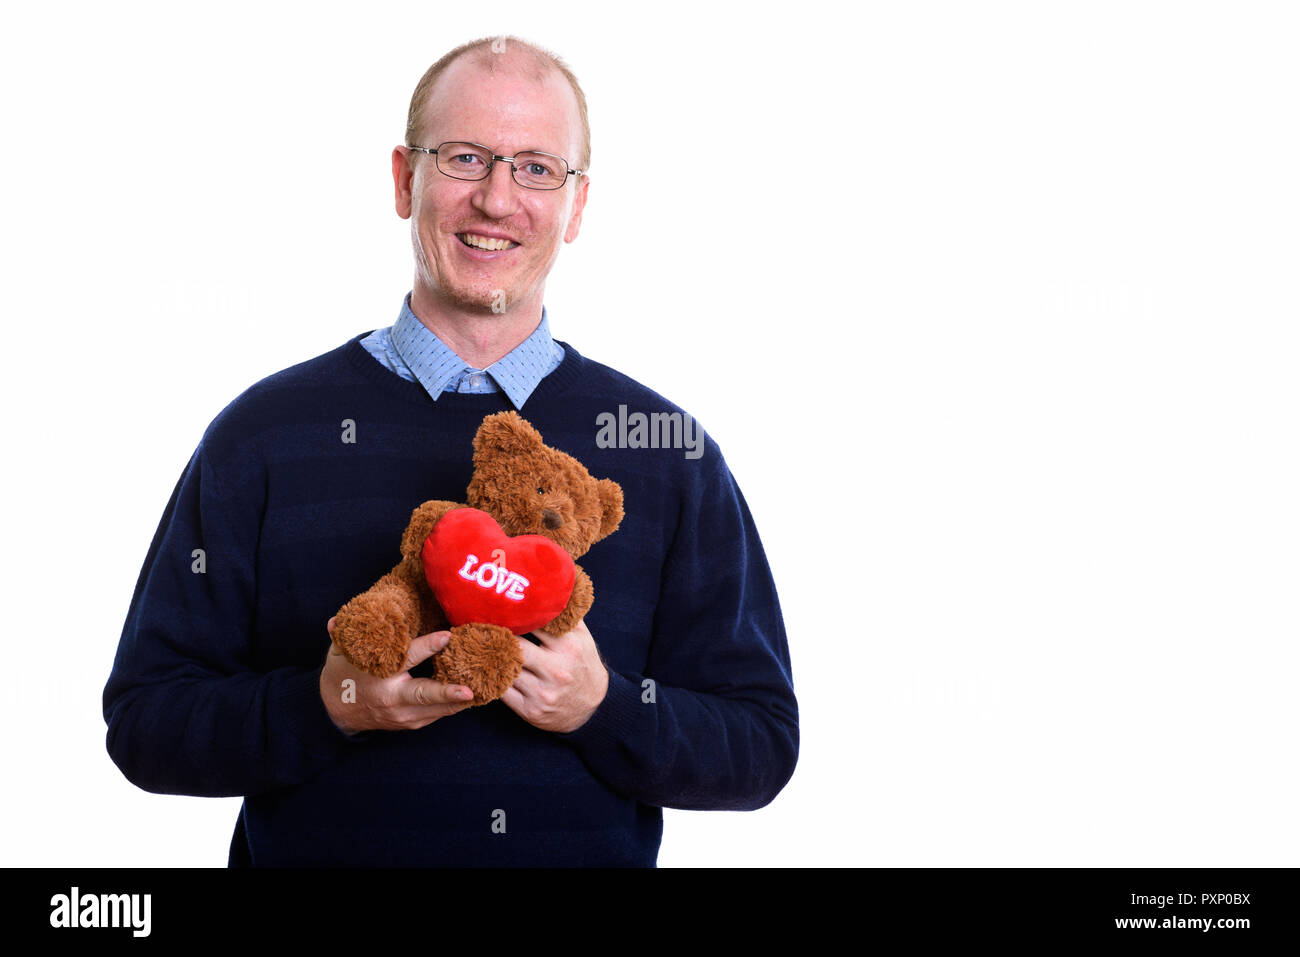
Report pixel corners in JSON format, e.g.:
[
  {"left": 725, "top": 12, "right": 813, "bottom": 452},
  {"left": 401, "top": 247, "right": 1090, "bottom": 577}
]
[{"left": 329, "top": 411, "right": 624, "bottom": 703}]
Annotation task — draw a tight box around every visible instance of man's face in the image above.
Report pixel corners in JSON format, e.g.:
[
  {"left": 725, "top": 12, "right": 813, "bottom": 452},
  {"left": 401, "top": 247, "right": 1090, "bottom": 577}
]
[{"left": 393, "top": 55, "right": 588, "bottom": 316}]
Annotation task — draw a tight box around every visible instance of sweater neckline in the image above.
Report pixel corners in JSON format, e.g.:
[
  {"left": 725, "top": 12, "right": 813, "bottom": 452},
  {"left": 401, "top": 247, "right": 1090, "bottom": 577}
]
[{"left": 343, "top": 331, "right": 585, "bottom": 410}]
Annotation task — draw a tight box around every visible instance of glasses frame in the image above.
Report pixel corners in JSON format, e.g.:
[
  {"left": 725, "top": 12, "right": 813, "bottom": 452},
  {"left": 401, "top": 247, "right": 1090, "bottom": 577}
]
[{"left": 407, "top": 141, "right": 585, "bottom": 191}]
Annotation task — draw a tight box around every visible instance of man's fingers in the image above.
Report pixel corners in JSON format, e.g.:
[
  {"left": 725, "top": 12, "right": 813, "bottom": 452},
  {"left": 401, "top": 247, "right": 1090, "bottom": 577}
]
[
  {"left": 510, "top": 668, "right": 542, "bottom": 699},
  {"left": 530, "top": 619, "right": 588, "bottom": 645},
  {"left": 403, "top": 630, "right": 452, "bottom": 671},
  {"left": 529, "top": 627, "right": 558, "bottom": 646},
  {"left": 500, "top": 686, "right": 525, "bottom": 715},
  {"left": 516, "top": 636, "right": 546, "bottom": 673},
  {"left": 324, "top": 617, "right": 347, "bottom": 658},
  {"left": 401, "top": 678, "right": 475, "bottom": 709}
]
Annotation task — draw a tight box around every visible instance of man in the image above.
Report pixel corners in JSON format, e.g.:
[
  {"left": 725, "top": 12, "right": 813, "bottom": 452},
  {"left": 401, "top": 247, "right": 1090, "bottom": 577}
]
[{"left": 104, "top": 36, "right": 798, "bottom": 866}]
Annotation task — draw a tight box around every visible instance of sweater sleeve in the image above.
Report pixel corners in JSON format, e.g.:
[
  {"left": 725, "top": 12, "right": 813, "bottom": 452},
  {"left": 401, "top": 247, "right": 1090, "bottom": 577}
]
[
  {"left": 556, "top": 451, "right": 799, "bottom": 810},
  {"left": 103, "top": 439, "right": 356, "bottom": 798}
]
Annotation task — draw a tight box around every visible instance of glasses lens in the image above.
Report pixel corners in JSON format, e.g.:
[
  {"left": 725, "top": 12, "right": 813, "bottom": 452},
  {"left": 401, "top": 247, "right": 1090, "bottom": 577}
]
[
  {"left": 512, "top": 152, "right": 568, "bottom": 190},
  {"left": 436, "top": 143, "right": 492, "bottom": 180}
]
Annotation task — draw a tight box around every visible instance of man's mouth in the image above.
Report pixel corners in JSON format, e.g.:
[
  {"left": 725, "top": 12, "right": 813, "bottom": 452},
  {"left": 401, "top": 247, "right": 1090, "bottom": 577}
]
[{"left": 457, "top": 233, "right": 519, "bottom": 251}]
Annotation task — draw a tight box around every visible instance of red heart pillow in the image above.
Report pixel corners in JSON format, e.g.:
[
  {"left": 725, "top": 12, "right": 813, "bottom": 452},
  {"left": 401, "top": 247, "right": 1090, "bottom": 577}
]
[{"left": 421, "top": 507, "right": 576, "bottom": 634}]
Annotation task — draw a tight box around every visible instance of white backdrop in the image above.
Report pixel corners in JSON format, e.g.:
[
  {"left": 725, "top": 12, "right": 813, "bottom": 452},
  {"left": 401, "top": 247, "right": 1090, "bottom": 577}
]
[{"left": 1, "top": 0, "right": 1296, "bottom": 867}]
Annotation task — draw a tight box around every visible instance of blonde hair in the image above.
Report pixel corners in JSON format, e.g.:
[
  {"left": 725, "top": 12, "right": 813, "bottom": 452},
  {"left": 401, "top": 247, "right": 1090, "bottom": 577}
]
[{"left": 404, "top": 35, "right": 591, "bottom": 172}]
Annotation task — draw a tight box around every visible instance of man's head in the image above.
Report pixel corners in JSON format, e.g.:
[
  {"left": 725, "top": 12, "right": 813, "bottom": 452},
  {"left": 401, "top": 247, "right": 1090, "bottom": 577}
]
[{"left": 393, "top": 37, "right": 591, "bottom": 319}]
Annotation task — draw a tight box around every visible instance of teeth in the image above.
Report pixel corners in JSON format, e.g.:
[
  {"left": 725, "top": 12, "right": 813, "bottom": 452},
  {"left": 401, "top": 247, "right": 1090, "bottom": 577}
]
[{"left": 460, "top": 233, "right": 518, "bottom": 251}]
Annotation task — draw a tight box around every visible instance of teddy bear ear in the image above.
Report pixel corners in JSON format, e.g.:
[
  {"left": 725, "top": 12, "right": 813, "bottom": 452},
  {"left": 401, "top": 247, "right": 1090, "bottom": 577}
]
[
  {"left": 473, "top": 411, "right": 545, "bottom": 462},
  {"left": 595, "top": 478, "right": 624, "bottom": 541}
]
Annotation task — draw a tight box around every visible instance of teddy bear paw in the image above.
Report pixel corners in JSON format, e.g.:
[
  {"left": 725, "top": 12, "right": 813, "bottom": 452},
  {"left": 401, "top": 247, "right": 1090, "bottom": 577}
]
[
  {"left": 433, "top": 624, "right": 523, "bottom": 704},
  {"left": 332, "top": 582, "right": 418, "bottom": 677}
]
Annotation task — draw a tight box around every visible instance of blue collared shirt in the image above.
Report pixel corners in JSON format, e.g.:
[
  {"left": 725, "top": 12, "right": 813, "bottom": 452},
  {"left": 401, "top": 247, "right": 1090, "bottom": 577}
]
[{"left": 360, "top": 291, "right": 565, "bottom": 409}]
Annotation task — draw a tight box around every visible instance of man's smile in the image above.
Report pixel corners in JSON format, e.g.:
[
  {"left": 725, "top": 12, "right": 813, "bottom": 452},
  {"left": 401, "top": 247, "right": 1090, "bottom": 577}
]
[{"left": 457, "top": 232, "right": 520, "bottom": 251}]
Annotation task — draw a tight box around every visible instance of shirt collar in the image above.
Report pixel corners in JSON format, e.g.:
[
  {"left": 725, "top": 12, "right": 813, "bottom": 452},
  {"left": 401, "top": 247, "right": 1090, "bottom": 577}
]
[{"left": 389, "top": 291, "right": 560, "bottom": 409}]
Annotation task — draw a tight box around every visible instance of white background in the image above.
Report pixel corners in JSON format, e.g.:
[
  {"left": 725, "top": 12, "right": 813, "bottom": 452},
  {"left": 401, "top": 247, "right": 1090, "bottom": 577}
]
[{"left": 2, "top": 0, "right": 1296, "bottom": 867}]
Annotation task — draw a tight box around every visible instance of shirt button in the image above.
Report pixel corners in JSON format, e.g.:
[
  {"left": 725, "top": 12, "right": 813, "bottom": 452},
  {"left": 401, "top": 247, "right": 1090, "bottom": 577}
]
[{"left": 470, "top": 375, "right": 484, "bottom": 387}]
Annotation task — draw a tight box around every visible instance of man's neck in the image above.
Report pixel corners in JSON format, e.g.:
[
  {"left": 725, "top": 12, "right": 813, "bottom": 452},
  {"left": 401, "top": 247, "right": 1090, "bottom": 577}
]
[{"left": 408, "top": 286, "right": 544, "bottom": 369}]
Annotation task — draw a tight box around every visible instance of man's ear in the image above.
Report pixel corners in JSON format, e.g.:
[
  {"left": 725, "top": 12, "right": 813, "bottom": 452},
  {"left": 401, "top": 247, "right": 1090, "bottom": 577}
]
[
  {"left": 595, "top": 478, "right": 623, "bottom": 541},
  {"left": 564, "top": 174, "right": 588, "bottom": 243},
  {"left": 472, "top": 411, "right": 545, "bottom": 463},
  {"left": 392, "top": 146, "right": 414, "bottom": 220}
]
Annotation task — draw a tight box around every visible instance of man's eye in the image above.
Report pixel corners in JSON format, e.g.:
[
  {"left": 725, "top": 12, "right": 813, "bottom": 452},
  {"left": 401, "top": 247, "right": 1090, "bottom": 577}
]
[
  {"left": 451, "top": 153, "right": 484, "bottom": 167},
  {"left": 525, "top": 161, "right": 553, "bottom": 177}
]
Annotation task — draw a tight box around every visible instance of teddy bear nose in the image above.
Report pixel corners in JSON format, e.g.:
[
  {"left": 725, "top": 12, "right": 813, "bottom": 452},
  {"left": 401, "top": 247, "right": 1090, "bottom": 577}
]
[{"left": 541, "top": 508, "right": 563, "bottom": 529}]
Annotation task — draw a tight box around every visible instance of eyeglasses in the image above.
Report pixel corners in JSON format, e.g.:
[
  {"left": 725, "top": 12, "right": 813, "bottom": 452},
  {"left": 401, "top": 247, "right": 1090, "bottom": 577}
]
[{"left": 407, "top": 141, "right": 584, "bottom": 191}]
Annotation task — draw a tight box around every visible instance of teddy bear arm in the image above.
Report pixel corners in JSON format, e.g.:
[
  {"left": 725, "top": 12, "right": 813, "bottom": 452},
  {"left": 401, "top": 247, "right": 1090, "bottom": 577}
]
[
  {"left": 331, "top": 570, "right": 425, "bottom": 677},
  {"left": 399, "top": 500, "right": 467, "bottom": 568},
  {"left": 385, "top": 560, "right": 449, "bottom": 634},
  {"left": 543, "top": 565, "right": 593, "bottom": 636}
]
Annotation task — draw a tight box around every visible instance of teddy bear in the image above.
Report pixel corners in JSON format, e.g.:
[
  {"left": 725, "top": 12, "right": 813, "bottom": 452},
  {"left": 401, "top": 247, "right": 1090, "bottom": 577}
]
[{"left": 329, "top": 410, "right": 624, "bottom": 704}]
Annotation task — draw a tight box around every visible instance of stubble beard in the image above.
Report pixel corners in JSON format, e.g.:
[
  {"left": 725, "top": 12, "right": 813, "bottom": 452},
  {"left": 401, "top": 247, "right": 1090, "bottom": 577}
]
[{"left": 413, "top": 232, "right": 510, "bottom": 315}]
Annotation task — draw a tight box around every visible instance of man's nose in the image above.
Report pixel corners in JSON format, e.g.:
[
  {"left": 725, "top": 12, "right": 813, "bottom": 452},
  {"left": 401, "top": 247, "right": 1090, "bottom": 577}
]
[{"left": 472, "top": 160, "right": 521, "bottom": 216}]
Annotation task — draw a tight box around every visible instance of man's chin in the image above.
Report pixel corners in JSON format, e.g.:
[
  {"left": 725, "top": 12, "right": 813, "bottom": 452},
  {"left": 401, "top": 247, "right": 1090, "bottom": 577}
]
[
  {"left": 434, "top": 284, "right": 518, "bottom": 315},
  {"left": 416, "top": 255, "right": 520, "bottom": 314}
]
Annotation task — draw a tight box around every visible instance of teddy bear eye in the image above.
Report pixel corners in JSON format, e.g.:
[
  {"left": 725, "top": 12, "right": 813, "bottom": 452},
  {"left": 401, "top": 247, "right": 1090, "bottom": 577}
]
[{"left": 536, "top": 486, "right": 546, "bottom": 495}]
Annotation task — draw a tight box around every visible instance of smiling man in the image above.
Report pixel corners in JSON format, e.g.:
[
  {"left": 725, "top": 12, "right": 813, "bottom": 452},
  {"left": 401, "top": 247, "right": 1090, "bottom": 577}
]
[
  {"left": 397, "top": 47, "right": 587, "bottom": 332},
  {"left": 104, "top": 36, "right": 799, "bottom": 867},
  {"left": 394, "top": 44, "right": 589, "bottom": 361}
]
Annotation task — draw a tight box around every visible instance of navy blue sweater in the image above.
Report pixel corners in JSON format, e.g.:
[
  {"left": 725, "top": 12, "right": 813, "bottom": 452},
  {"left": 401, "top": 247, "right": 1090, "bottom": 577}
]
[{"left": 103, "top": 333, "right": 799, "bottom": 866}]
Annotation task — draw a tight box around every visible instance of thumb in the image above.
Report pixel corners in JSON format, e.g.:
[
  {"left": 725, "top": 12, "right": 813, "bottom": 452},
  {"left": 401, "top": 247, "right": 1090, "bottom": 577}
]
[{"left": 403, "top": 630, "right": 452, "bottom": 671}]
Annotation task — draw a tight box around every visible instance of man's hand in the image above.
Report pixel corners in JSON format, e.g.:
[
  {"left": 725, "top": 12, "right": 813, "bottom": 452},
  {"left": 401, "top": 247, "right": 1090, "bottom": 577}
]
[
  {"left": 501, "top": 619, "right": 609, "bottom": 733},
  {"left": 320, "top": 617, "right": 475, "bottom": 734}
]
